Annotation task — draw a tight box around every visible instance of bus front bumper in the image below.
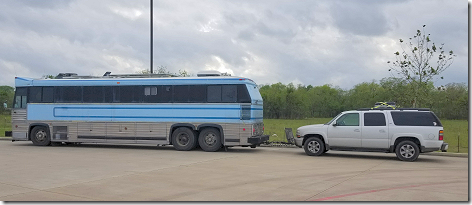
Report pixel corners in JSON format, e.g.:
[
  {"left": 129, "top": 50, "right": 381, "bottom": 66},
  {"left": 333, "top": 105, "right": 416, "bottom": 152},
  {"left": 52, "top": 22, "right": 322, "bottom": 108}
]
[{"left": 247, "top": 135, "right": 269, "bottom": 145}]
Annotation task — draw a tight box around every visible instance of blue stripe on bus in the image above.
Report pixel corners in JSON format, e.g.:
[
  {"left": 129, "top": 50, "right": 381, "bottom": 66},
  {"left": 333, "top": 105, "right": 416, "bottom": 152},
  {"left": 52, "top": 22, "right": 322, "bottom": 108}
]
[
  {"left": 54, "top": 116, "right": 263, "bottom": 120},
  {"left": 53, "top": 107, "right": 263, "bottom": 110}
]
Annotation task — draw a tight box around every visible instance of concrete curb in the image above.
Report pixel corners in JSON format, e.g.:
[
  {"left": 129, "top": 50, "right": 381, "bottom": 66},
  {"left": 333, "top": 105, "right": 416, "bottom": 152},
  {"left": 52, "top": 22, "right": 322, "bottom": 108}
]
[
  {"left": 0, "top": 137, "right": 12, "bottom": 141},
  {"left": 423, "top": 151, "right": 468, "bottom": 158}
]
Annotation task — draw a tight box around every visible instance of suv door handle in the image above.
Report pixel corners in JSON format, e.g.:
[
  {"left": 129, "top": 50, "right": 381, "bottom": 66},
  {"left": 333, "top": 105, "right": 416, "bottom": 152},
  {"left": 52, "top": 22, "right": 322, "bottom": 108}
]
[
  {"left": 354, "top": 129, "right": 360, "bottom": 132},
  {"left": 379, "top": 129, "right": 386, "bottom": 133}
]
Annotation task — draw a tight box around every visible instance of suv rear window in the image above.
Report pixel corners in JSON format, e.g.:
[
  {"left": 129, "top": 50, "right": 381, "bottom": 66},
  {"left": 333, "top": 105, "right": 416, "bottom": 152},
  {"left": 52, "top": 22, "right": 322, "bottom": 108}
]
[{"left": 391, "top": 112, "right": 442, "bottom": 126}]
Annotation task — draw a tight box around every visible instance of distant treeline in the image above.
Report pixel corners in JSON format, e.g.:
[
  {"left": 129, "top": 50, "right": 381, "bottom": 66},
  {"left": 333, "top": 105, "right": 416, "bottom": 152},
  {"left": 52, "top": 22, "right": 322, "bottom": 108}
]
[{"left": 259, "top": 77, "right": 468, "bottom": 120}]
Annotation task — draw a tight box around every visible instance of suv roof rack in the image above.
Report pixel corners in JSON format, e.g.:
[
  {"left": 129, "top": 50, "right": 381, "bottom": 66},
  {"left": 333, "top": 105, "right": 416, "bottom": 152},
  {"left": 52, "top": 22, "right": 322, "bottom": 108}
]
[{"left": 357, "top": 108, "right": 430, "bottom": 111}]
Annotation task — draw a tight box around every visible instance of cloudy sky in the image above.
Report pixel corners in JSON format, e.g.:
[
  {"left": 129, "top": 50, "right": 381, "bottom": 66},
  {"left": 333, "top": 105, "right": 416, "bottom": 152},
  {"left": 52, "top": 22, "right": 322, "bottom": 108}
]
[{"left": 0, "top": 0, "right": 468, "bottom": 89}]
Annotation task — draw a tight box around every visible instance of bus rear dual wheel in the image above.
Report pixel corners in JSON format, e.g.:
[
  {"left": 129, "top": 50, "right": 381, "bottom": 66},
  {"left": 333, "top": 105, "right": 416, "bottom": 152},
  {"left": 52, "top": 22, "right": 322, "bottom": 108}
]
[{"left": 172, "top": 127, "right": 222, "bottom": 152}]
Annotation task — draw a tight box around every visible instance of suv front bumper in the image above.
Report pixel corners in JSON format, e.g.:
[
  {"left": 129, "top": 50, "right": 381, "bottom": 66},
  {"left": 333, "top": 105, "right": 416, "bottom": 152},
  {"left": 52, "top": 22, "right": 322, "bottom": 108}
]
[{"left": 247, "top": 135, "right": 269, "bottom": 144}]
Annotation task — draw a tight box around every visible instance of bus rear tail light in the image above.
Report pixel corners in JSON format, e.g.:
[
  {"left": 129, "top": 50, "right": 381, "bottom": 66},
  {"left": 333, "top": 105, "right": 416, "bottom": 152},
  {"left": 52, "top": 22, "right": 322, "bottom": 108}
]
[{"left": 439, "top": 130, "right": 444, "bottom": 141}]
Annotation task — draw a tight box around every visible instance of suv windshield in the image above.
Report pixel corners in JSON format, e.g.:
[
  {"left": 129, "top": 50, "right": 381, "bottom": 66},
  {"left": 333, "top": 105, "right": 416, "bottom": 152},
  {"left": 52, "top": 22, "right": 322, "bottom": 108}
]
[{"left": 325, "top": 113, "right": 343, "bottom": 125}]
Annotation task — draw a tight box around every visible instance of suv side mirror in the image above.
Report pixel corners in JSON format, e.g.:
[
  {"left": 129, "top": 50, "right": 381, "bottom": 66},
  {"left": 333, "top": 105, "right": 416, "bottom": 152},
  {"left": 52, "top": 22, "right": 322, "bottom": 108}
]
[{"left": 332, "top": 123, "right": 337, "bottom": 127}]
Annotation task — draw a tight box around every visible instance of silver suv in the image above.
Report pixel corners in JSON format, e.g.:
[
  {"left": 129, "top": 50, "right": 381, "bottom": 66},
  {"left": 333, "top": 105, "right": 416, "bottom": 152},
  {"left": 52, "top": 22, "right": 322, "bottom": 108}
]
[{"left": 294, "top": 108, "right": 448, "bottom": 161}]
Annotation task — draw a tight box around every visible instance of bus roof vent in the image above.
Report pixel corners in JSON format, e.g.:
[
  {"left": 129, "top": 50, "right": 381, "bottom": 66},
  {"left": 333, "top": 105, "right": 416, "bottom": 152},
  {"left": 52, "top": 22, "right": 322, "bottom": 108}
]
[
  {"left": 55, "top": 73, "right": 78, "bottom": 79},
  {"left": 197, "top": 71, "right": 221, "bottom": 77}
]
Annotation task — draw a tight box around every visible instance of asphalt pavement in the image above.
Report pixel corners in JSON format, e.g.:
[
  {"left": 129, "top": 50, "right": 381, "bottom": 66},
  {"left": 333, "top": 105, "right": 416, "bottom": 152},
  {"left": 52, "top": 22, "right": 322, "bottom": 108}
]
[{"left": 0, "top": 139, "right": 468, "bottom": 201}]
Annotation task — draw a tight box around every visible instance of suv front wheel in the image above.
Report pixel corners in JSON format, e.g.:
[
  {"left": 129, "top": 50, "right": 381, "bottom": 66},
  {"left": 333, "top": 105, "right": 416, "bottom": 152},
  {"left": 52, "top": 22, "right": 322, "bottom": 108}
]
[
  {"left": 304, "top": 137, "right": 325, "bottom": 156},
  {"left": 395, "top": 140, "right": 420, "bottom": 162}
]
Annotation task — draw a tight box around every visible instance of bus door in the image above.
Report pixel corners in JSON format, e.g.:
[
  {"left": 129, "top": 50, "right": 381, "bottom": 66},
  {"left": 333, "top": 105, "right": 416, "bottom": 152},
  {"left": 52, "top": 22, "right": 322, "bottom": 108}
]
[{"left": 12, "top": 87, "right": 28, "bottom": 140}]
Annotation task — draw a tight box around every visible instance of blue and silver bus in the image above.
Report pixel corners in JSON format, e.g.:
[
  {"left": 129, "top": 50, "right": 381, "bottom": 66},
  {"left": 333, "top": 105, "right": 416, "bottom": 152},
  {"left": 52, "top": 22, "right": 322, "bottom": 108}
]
[{"left": 11, "top": 72, "right": 268, "bottom": 151}]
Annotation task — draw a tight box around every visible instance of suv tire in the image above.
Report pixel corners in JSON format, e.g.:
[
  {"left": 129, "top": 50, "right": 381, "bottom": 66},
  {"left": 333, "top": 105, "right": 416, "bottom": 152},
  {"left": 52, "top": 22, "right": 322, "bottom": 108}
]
[
  {"left": 304, "top": 137, "right": 325, "bottom": 156},
  {"left": 395, "top": 140, "right": 420, "bottom": 162}
]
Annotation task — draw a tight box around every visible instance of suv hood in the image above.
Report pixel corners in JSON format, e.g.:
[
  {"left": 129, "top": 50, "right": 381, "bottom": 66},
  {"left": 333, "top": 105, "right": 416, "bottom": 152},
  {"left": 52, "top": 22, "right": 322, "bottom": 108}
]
[
  {"left": 297, "top": 124, "right": 328, "bottom": 137},
  {"left": 298, "top": 124, "right": 325, "bottom": 131}
]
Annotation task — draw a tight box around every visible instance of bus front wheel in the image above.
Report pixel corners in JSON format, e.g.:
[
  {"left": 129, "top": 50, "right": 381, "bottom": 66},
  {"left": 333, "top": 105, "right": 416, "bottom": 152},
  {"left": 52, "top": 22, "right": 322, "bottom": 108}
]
[
  {"left": 30, "top": 126, "right": 51, "bottom": 146},
  {"left": 198, "top": 128, "right": 222, "bottom": 152},
  {"left": 172, "top": 127, "right": 197, "bottom": 151}
]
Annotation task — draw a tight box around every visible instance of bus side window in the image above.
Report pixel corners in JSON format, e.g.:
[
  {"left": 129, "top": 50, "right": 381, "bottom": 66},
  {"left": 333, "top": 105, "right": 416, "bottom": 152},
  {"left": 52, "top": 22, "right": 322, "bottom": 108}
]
[
  {"left": 157, "top": 86, "right": 172, "bottom": 103},
  {"left": 14, "top": 87, "right": 27, "bottom": 108},
  {"left": 28, "top": 87, "right": 42, "bottom": 103},
  {"left": 207, "top": 86, "right": 221, "bottom": 103},
  {"left": 83, "top": 86, "right": 104, "bottom": 103},
  {"left": 222, "top": 85, "right": 237, "bottom": 103},
  {"left": 188, "top": 85, "right": 206, "bottom": 103},
  {"left": 237, "top": 84, "right": 251, "bottom": 103},
  {"left": 144, "top": 86, "right": 158, "bottom": 103},
  {"left": 42, "top": 87, "right": 54, "bottom": 103},
  {"left": 173, "top": 85, "right": 189, "bottom": 103}
]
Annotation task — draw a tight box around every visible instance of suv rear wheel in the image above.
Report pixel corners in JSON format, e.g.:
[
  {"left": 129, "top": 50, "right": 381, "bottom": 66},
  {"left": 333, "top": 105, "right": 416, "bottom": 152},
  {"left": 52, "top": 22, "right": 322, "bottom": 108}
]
[
  {"left": 395, "top": 140, "right": 420, "bottom": 162},
  {"left": 303, "top": 137, "right": 325, "bottom": 156}
]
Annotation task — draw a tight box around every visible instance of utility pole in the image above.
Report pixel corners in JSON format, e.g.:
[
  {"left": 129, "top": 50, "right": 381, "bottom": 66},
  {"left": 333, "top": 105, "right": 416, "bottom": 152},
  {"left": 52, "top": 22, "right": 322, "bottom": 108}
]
[{"left": 150, "top": 0, "right": 153, "bottom": 74}]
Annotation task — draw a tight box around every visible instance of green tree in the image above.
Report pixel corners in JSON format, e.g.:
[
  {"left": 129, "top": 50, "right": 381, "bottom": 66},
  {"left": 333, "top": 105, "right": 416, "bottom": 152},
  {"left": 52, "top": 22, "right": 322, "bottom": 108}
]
[
  {"left": 431, "top": 83, "right": 468, "bottom": 119},
  {"left": 387, "top": 25, "right": 456, "bottom": 107},
  {"left": 345, "top": 81, "right": 387, "bottom": 109},
  {"left": 0, "top": 86, "right": 14, "bottom": 113},
  {"left": 306, "top": 84, "right": 344, "bottom": 118}
]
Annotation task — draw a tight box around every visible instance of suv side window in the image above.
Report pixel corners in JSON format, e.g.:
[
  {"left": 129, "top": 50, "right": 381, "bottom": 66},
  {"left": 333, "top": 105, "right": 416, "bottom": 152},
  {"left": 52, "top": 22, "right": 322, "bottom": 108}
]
[
  {"left": 364, "top": 113, "right": 386, "bottom": 126},
  {"left": 391, "top": 111, "right": 442, "bottom": 126},
  {"left": 336, "top": 113, "right": 359, "bottom": 126}
]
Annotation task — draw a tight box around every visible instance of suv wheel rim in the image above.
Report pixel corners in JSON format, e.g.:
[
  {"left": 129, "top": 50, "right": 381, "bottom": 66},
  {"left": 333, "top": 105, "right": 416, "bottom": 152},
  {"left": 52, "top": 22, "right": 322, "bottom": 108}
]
[
  {"left": 400, "top": 144, "right": 415, "bottom": 158},
  {"left": 307, "top": 141, "right": 320, "bottom": 153}
]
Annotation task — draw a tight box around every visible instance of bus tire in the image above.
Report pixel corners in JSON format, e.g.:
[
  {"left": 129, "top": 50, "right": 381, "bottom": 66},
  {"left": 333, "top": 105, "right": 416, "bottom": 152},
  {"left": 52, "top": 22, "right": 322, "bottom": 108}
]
[
  {"left": 172, "top": 127, "right": 197, "bottom": 151},
  {"left": 30, "top": 126, "right": 51, "bottom": 146},
  {"left": 198, "top": 128, "right": 222, "bottom": 152}
]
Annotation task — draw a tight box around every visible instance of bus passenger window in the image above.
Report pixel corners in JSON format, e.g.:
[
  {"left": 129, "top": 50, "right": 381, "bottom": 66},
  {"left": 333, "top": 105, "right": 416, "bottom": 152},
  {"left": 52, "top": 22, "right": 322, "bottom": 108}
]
[
  {"left": 237, "top": 85, "right": 251, "bottom": 103},
  {"left": 144, "top": 86, "right": 159, "bottom": 103},
  {"left": 222, "top": 85, "right": 237, "bottom": 103},
  {"left": 188, "top": 85, "right": 206, "bottom": 103},
  {"left": 120, "top": 86, "right": 142, "bottom": 103},
  {"left": 157, "top": 86, "right": 172, "bottom": 103},
  {"left": 207, "top": 86, "right": 221, "bottom": 103},
  {"left": 173, "top": 85, "right": 189, "bottom": 103},
  {"left": 28, "top": 87, "right": 42, "bottom": 103},
  {"left": 83, "top": 86, "right": 104, "bottom": 103},
  {"left": 144, "top": 86, "right": 157, "bottom": 96},
  {"left": 42, "top": 87, "right": 54, "bottom": 103}
]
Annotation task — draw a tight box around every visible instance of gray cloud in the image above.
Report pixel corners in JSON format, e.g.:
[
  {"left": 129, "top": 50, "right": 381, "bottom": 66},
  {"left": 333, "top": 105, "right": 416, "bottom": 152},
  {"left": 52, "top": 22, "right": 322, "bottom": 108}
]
[{"left": 0, "top": 0, "right": 467, "bottom": 90}]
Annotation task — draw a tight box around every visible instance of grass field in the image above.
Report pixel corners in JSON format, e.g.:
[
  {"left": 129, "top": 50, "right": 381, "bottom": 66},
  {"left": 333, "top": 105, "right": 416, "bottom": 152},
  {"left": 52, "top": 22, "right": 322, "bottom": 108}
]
[
  {"left": 0, "top": 114, "right": 468, "bottom": 153},
  {"left": 264, "top": 118, "right": 469, "bottom": 153},
  {"left": 0, "top": 114, "right": 11, "bottom": 138}
]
